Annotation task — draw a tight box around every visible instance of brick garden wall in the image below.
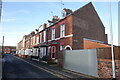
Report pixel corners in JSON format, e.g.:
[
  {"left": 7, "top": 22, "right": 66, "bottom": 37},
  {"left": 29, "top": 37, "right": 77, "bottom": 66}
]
[
  {"left": 84, "top": 39, "right": 110, "bottom": 49},
  {"left": 97, "top": 46, "right": 120, "bottom": 79},
  {"left": 97, "top": 59, "right": 120, "bottom": 78}
]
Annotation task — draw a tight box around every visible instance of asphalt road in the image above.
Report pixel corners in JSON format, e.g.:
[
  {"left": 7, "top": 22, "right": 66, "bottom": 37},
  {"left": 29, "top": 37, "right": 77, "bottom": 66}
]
[{"left": 2, "top": 54, "right": 63, "bottom": 80}]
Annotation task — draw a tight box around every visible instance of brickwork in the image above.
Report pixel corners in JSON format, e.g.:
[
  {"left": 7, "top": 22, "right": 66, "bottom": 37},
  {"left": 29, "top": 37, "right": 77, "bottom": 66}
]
[
  {"left": 84, "top": 39, "right": 110, "bottom": 49},
  {"left": 1, "top": 46, "right": 16, "bottom": 54},
  {"left": 97, "top": 46, "right": 120, "bottom": 79},
  {"left": 72, "top": 2, "right": 108, "bottom": 50},
  {"left": 4, "top": 47, "right": 11, "bottom": 54},
  {"left": 97, "top": 59, "right": 120, "bottom": 79}
]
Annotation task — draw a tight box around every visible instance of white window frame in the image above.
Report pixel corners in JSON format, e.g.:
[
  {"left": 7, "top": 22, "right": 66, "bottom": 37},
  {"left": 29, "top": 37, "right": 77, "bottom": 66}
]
[
  {"left": 31, "top": 37, "right": 32, "bottom": 45},
  {"left": 40, "top": 33, "right": 42, "bottom": 43},
  {"left": 43, "top": 31, "right": 46, "bottom": 42},
  {"left": 52, "top": 28, "right": 55, "bottom": 40},
  {"left": 47, "top": 47, "right": 51, "bottom": 56},
  {"left": 36, "top": 36, "right": 39, "bottom": 44},
  {"left": 33, "top": 48, "right": 38, "bottom": 56},
  {"left": 33, "top": 36, "right": 36, "bottom": 45},
  {"left": 60, "top": 24, "right": 65, "bottom": 38},
  {"left": 40, "top": 47, "right": 46, "bottom": 58}
]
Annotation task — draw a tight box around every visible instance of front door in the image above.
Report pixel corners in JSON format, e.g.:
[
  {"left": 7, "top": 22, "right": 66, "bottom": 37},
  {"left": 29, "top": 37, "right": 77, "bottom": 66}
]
[{"left": 51, "top": 46, "right": 56, "bottom": 59}]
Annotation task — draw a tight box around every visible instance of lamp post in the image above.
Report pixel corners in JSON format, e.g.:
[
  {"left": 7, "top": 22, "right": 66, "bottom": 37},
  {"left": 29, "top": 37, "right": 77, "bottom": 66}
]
[
  {"left": 108, "top": 0, "right": 116, "bottom": 78},
  {"left": 2, "top": 36, "right": 4, "bottom": 58}
]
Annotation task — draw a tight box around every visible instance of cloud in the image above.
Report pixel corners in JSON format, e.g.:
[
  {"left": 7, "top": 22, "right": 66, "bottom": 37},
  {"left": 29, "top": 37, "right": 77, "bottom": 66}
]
[
  {"left": 2, "top": 18, "right": 16, "bottom": 22},
  {"left": 18, "top": 10, "right": 30, "bottom": 14},
  {"left": 3, "top": 10, "right": 30, "bottom": 17},
  {"left": 2, "top": 32, "right": 29, "bottom": 35}
]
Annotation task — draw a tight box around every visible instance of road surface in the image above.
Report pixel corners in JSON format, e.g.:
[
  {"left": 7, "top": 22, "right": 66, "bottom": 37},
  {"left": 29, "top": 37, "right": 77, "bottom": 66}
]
[{"left": 2, "top": 54, "right": 64, "bottom": 80}]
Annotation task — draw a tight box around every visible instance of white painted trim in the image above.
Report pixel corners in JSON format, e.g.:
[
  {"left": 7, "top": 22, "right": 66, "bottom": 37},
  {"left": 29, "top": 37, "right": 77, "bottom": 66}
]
[
  {"left": 48, "top": 40, "right": 52, "bottom": 42},
  {"left": 64, "top": 45, "right": 72, "bottom": 50},
  {"left": 55, "top": 37, "right": 60, "bottom": 40},
  {"left": 51, "top": 28, "right": 55, "bottom": 40},
  {"left": 48, "top": 34, "right": 73, "bottom": 42},
  {"left": 32, "top": 58, "right": 39, "bottom": 61},
  {"left": 64, "top": 34, "right": 73, "bottom": 38},
  {"left": 43, "top": 31, "right": 46, "bottom": 42}
]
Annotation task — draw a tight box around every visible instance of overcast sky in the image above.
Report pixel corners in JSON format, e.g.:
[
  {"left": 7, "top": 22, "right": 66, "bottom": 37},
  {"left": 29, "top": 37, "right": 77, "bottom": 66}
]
[{"left": 0, "top": 1, "right": 118, "bottom": 46}]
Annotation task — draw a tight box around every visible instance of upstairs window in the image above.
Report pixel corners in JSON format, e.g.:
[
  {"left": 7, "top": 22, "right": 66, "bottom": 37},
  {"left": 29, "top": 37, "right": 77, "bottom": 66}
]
[
  {"left": 60, "top": 24, "right": 65, "bottom": 37},
  {"left": 52, "top": 28, "right": 55, "bottom": 40},
  {"left": 36, "top": 36, "right": 39, "bottom": 44},
  {"left": 33, "top": 36, "right": 36, "bottom": 45},
  {"left": 43, "top": 31, "right": 46, "bottom": 42},
  {"left": 40, "top": 33, "right": 42, "bottom": 43}
]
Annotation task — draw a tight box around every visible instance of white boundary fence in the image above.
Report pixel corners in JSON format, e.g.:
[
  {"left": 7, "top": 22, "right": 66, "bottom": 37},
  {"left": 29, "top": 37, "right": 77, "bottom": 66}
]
[{"left": 63, "top": 49, "right": 98, "bottom": 77}]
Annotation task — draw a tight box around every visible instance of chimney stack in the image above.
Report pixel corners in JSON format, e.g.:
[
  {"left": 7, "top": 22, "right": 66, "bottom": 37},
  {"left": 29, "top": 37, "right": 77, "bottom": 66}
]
[
  {"left": 62, "top": 8, "right": 72, "bottom": 18},
  {"left": 52, "top": 16, "right": 60, "bottom": 22}
]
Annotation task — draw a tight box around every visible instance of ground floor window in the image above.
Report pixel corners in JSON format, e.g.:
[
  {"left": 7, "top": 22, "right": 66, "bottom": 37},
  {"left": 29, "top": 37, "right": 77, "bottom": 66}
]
[
  {"left": 40, "top": 47, "right": 46, "bottom": 58},
  {"left": 33, "top": 48, "right": 38, "bottom": 56},
  {"left": 47, "top": 47, "right": 51, "bottom": 56}
]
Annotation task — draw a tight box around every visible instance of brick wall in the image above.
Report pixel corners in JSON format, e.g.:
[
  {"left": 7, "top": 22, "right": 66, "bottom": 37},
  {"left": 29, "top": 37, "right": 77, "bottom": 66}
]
[
  {"left": 84, "top": 39, "right": 110, "bottom": 49},
  {"left": 3, "top": 46, "right": 16, "bottom": 54},
  {"left": 17, "top": 40, "right": 23, "bottom": 50},
  {"left": 72, "top": 2, "right": 108, "bottom": 50},
  {"left": 97, "top": 59, "right": 120, "bottom": 79},
  {"left": 97, "top": 46, "right": 120, "bottom": 79},
  {"left": 4, "top": 47, "right": 11, "bottom": 54}
]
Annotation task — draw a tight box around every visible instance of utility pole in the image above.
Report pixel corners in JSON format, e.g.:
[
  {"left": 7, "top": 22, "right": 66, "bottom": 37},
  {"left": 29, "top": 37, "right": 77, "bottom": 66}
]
[
  {"left": 2, "top": 36, "right": 4, "bottom": 58},
  {"left": 108, "top": 0, "right": 116, "bottom": 78}
]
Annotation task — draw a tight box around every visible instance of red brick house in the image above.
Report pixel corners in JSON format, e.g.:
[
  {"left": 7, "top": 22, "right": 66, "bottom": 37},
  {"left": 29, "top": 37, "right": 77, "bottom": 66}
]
[
  {"left": 0, "top": 46, "right": 16, "bottom": 54},
  {"left": 17, "top": 2, "right": 108, "bottom": 63}
]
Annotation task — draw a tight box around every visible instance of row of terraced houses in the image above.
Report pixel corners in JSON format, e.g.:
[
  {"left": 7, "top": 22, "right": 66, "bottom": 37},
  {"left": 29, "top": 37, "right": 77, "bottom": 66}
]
[{"left": 17, "top": 2, "right": 109, "bottom": 64}]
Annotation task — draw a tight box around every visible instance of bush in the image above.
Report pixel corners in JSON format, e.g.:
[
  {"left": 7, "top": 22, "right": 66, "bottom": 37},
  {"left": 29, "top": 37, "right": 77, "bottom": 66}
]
[
  {"left": 42, "top": 56, "right": 50, "bottom": 61},
  {"left": 42, "top": 56, "right": 57, "bottom": 65},
  {"left": 47, "top": 59, "right": 57, "bottom": 65}
]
